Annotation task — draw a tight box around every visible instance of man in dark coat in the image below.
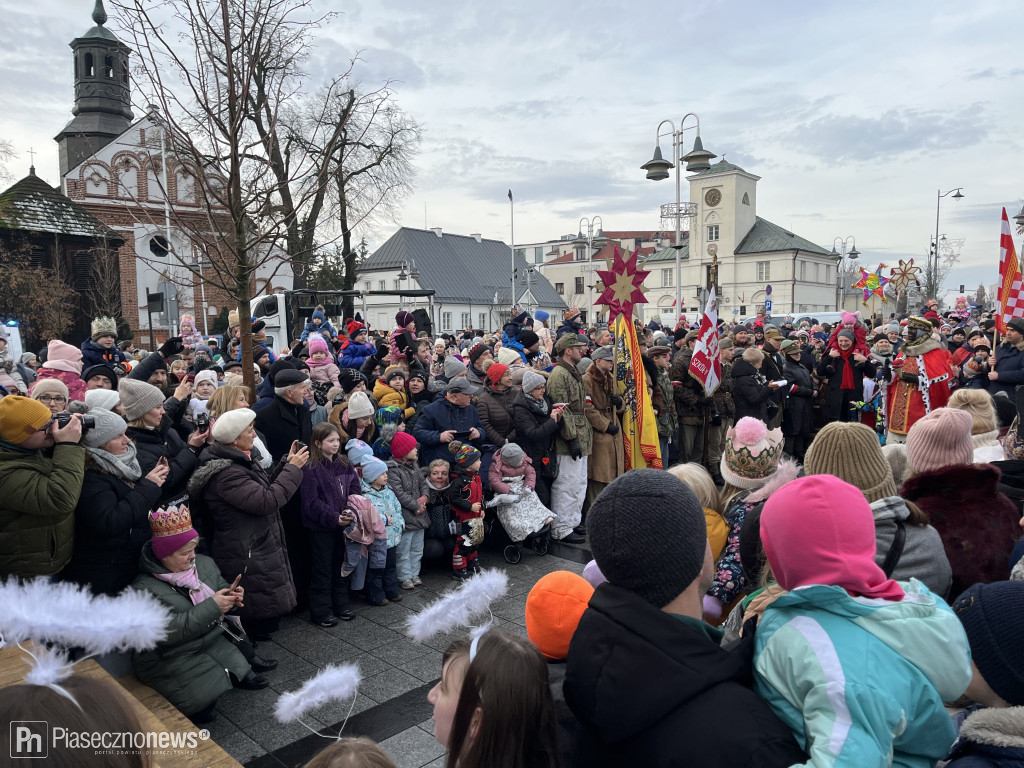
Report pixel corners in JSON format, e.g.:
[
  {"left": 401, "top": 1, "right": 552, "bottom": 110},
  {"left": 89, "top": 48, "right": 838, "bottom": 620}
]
[
  {"left": 253, "top": 368, "right": 313, "bottom": 605},
  {"left": 780, "top": 340, "right": 816, "bottom": 461},
  {"left": 989, "top": 317, "right": 1024, "bottom": 398},
  {"left": 565, "top": 470, "right": 807, "bottom": 768},
  {"left": 760, "top": 326, "right": 787, "bottom": 429},
  {"left": 411, "top": 378, "right": 486, "bottom": 465}
]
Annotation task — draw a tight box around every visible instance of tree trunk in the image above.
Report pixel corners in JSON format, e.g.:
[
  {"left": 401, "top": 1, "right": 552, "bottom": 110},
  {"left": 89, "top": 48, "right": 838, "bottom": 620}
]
[{"left": 337, "top": 174, "right": 357, "bottom": 320}]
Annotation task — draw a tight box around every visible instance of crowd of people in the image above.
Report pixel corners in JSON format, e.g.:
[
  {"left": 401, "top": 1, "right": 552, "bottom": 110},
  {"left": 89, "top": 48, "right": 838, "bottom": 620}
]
[{"left": 2, "top": 295, "right": 1024, "bottom": 767}]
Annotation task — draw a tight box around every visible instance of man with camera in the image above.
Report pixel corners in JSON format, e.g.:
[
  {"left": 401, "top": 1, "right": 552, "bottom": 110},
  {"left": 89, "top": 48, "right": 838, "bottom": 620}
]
[
  {"left": 0, "top": 396, "right": 86, "bottom": 579},
  {"left": 987, "top": 317, "right": 1024, "bottom": 399}
]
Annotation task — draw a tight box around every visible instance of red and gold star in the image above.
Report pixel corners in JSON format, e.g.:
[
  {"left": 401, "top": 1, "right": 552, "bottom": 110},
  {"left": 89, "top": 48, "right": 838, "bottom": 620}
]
[{"left": 595, "top": 246, "right": 650, "bottom": 323}]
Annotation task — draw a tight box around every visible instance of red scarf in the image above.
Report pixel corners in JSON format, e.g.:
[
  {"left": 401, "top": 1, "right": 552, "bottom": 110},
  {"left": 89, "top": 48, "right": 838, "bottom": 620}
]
[{"left": 838, "top": 345, "right": 856, "bottom": 390}]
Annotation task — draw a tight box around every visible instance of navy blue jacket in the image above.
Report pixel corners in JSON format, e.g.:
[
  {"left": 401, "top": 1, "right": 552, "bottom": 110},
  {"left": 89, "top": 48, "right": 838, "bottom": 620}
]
[
  {"left": 991, "top": 341, "right": 1024, "bottom": 398},
  {"left": 411, "top": 397, "right": 486, "bottom": 465}
]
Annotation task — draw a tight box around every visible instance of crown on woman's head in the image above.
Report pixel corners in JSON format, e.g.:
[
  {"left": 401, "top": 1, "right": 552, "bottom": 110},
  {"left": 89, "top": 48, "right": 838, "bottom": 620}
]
[{"left": 149, "top": 505, "right": 193, "bottom": 538}]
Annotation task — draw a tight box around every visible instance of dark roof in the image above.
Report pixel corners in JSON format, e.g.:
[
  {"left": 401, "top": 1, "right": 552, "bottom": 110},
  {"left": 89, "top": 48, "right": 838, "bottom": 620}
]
[
  {"left": 0, "top": 172, "right": 123, "bottom": 241},
  {"left": 735, "top": 217, "right": 830, "bottom": 255},
  {"left": 643, "top": 241, "right": 691, "bottom": 263},
  {"left": 687, "top": 159, "right": 754, "bottom": 178},
  {"left": 362, "top": 228, "right": 567, "bottom": 309}
]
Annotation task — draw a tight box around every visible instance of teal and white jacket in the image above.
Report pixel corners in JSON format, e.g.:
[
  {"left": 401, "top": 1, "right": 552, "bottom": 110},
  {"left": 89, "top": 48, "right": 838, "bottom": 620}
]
[
  {"left": 753, "top": 579, "right": 972, "bottom": 768},
  {"left": 362, "top": 480, "right": 404, "bottom": 549}
]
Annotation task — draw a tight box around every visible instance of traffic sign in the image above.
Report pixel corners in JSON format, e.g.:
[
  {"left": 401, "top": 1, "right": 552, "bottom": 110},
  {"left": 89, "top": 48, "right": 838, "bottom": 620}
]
[
  {"left": 764, "top": 299, "right": 772, "bottom": 312},
  {"left": 765, "top": 284, "right": 772, "bottom": 296}
]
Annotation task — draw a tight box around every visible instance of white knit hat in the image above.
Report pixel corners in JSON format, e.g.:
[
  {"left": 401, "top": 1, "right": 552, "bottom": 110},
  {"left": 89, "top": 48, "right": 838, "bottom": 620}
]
[
  {"left": 212, "top": 407, "right": 256, "bottom": 444},
  {"left": 347, "top": 391, "right": 374, "bottom": 419},
  {"left": 84, "top": 389, "right": 121, "bottom": 412},
  {"left": 194, "top": 369, "right": 219, "bottom": 388}
]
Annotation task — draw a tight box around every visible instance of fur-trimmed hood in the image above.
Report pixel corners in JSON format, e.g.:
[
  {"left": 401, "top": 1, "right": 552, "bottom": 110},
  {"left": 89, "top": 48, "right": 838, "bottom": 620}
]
[
  {"left": 959, "top": 706, "right": 1024, "bottom": 749},
  {"left": 186, "top": 454, "right": 235, "bottom": 498}
]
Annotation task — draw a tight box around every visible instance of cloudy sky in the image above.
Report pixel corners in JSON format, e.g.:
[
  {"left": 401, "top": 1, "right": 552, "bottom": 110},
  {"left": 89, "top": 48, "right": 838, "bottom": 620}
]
[{"left": 2, "top": 0, "right": 1021, "bottom": 301}]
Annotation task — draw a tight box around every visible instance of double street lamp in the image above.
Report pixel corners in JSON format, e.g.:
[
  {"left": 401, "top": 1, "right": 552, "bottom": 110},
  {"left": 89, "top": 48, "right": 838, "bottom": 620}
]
[
  {"left": 931, "top": 187, "right": 964, "bottom": 300},
  {"left": 830, "top": 236, "right": 860, "bottom": 311},
  {"left": 641, "top": 114, "right": 715, "bottom": 312},
  {"left": 397, "top": 258, "right": 420, "bottom": 308},
  {"left": 575, "top": 216, "right": 603, "bottom": 323}
]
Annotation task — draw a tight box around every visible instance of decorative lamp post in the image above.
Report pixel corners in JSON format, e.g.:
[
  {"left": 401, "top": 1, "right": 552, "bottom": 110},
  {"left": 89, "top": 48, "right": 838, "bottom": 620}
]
[
  {"left": 641, "top": 114, "right": 713, "bottom": 313},
  {"left": 830, "top": 236, "right": 859, "bottom": 311},
  {"left": 931, "top": 187, "right": 964, "bottom": 300},
  {"left": 575, "top": 216, "right": 603, "bottom": 323}
]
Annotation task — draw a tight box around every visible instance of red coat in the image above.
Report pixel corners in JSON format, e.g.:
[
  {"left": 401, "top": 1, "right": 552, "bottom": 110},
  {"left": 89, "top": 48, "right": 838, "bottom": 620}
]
[{"left": 885, "top": 346, "right": 952, "bottom": 435}]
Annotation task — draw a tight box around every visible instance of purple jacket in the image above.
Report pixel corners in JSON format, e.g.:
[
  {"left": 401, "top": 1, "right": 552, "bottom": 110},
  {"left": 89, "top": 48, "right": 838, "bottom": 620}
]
[{"left": 300, "top": 455, "right": 361, "bottom": 531}]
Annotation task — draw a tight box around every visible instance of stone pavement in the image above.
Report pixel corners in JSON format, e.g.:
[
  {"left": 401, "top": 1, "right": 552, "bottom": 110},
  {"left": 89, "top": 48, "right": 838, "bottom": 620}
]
[{"left": 206, "top": 542, "right": 587, "bottom": 768}]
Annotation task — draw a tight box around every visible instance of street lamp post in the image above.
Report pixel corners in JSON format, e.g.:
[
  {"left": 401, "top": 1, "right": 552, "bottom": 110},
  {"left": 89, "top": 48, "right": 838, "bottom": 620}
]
[
  {"left": 932, "top": 187, "right": 964, "bottom": 301},
  {"left": 396, "top": 258, "right": 420, "bottom": 310},
  {"left": 575, "top": 216, "right": 603, "bottom": 323},
  {"left": 830, "top": 236, "right": 860, "bottom": 311},
  {"left": 641, "top": 114, "right": 715, "bottom": 312}
]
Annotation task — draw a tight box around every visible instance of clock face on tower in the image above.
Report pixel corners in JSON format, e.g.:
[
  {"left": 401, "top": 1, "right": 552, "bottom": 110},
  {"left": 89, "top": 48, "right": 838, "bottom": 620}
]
[{"left": 704, "top": 188, "right": 722, "bottom": 207}]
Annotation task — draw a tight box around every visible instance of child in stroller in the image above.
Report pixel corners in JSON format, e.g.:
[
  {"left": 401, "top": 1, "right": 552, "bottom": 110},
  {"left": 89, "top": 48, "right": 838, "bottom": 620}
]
[{"left": 487, "top": 442, "right": 554, "bottom": 563}]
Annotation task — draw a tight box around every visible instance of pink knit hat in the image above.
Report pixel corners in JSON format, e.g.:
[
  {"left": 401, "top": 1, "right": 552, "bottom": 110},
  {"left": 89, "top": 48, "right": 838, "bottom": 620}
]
[
  {"left": 390, "top": 430, "right": 418, "bottom": 460},
  {"left": 906, "top": 407, "right": 974, "bottom": 474},
  {"left": 42, "top": 340, "right": 83, "bottom": 374},
  {"left": 307, "top": 335, "right": 329, "bottom": 355},
  {"left": 761, "top": 475, "right": 905, "bottom": 601},
  {"left": 149, "top": 505, "right": 199, "bottom": 560},
  {"left": 841, "top": 311, "right": 859, "bottom": 326}
]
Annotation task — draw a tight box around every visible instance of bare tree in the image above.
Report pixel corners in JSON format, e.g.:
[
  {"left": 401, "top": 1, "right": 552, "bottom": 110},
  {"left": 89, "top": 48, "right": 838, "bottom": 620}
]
[
  {"left": 111, "top": 0, "right": 353, "bottom": 391},
  {"left": 0, "top": 138, "right": 14, "bottom": 184},
  {"left": 976, "top": 282, "right": 987, "bottom": 308},
  {"left": 87, "top": 237, "right": 124, "bottom": 321}
]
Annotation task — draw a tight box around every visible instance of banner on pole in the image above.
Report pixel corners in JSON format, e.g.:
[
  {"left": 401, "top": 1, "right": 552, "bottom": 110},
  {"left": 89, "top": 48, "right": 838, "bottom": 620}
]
[{"left": 688, "top": 287, "right": 722, "bottom": 397}]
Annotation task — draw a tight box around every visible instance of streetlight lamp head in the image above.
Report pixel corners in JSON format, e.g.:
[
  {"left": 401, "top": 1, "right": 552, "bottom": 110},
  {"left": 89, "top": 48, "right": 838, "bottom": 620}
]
[
  {"left": 397, "top": 269, "right": 408, "bottom": 280},
  {"left": 830, "top": 246, "right": 839, "bottom": 257},
  {"left": 682, "top": 134, "right": 716, "bottom": 173},
  {"left": 848, "top": 248, "right": 860, "bottom": 260},
  {"left": 641, "top": 145, "right": 672, "bottom": 181},
  {"left": 952, "top": 189, "right": 964, "bottom": 200}
]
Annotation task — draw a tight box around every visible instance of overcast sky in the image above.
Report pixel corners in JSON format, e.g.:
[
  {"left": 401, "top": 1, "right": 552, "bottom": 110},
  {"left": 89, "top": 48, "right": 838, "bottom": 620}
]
[{"left": 2, "top": 0, "right": 1021, "bottom": 301}]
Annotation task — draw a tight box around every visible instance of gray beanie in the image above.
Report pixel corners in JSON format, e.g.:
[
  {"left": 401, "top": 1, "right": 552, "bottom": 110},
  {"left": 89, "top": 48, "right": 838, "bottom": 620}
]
[
  {"left": 118, "top": 378, "right": 166, "bottom": 422},
  {"left": 588, "top": 469, "right": 708, "bottom": 608},
  {"left": 444, "top": 356, "right": 467, "bottom": 379},
  {"left": 576, "top": 357, "right": 594, "bottom": 375},
  {"left": 522, "top": 369, "right": 546, "bottom": 394},
  {"left": 81, "top": 407, "right": 129, "bottom": 448},
  {"left": 500, "top": 441, "right": 524, "bottom": 466}
]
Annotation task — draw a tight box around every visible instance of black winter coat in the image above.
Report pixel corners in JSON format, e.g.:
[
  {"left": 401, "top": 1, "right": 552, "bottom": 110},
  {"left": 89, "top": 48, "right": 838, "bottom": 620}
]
[
  {"left": 411, "top": 398, "right": 487, "bottom": 465},
  {"left": 781, "top": 357, "right": 815, "bottom": 435},
  {"left": 62, "top": 458, "right": 163, "bottom": 595},
  {"left": 731, "top": 359, "right": 773, "bottom": 423},
  {"left": 816, "top": 352, "right": 877, "bottom": 422},
  {"left": 127, "top": 419, "right": 198, "bottom": 506},
  {"left": 565, "top": 583, "right": 807, "bottom": 768},
  {"left": 253, "top": 396, "right": 312, "bottom": 463},
  {"left": 511, "top": 390, "right": 560, "bottom": 472},
  {"left": 187, "top": 444, "right": 302, "bottom": 621}
]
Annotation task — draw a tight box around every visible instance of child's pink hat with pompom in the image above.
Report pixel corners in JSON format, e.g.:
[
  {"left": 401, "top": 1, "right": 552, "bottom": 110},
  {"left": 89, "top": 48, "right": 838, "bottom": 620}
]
[
  {"left": 841, "top": 311, "right": 860, "bottom": 326},
  {"left": 720, "top": 417, "right": 785, "bottom": 490}
]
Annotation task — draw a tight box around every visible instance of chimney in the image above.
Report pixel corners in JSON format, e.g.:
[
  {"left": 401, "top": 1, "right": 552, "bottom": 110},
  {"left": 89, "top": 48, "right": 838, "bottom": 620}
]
[
  {"left": 430, "top": 227, "right": 443, "bottom": 238},
  {"left": 470, "top": 233, "right": 482, "bottom": 243}
]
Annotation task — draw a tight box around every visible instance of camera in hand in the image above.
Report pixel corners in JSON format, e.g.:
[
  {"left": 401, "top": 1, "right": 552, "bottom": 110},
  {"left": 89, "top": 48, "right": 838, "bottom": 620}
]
[
  {"left": 195, "top": 412, "right": 210, "bottom": 431},
  {"left": 55, "top": 412, "right": 94, "bottom": 431}
]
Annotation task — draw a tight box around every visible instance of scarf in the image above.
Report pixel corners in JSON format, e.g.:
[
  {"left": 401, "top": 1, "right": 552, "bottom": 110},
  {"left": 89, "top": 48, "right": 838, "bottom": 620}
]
[
  {"left": 838, "top": 345, "right": 857, "bottom": 390},
  {"left": 306, "top": 356, "right": 332, "bottom": 368},
  {"left": 342, "top": 409, "right": 365, "bottom": 439},
  {"left": 153, "top": 563, "right": 244, "bottom": 632},
  {"left": 85, "top": 443, "right": 142, "bottom": 482},
  {"left": 525, "top": 392, "right": 550, "bottom": 416}
]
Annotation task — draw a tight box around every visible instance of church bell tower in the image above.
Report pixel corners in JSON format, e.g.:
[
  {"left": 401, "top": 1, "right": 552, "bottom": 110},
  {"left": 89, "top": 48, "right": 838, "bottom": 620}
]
[{"left": 54, "top": 0, "right": 134, "bottom": 177}]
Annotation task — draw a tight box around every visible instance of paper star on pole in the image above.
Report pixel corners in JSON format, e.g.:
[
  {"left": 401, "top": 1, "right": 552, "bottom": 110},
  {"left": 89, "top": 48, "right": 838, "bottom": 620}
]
[
  {"left": 852, "top": 264, "right": 890, "bottom": 305},
  {"left": 594, "top": 246, "right": 650, "bottom": 323},
  {"left": 888, "top": 259, "right": 922, "bottom": 296}
]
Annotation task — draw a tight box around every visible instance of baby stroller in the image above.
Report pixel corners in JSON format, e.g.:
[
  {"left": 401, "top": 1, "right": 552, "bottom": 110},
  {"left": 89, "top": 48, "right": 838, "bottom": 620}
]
[{"left": 486, "top": 476, "right": 553, "bottom": 564}]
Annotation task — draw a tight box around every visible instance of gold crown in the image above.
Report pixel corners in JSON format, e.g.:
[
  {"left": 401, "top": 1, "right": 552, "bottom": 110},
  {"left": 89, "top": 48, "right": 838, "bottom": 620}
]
[
  {"left": 149, "top": 506, "right": 193, "bottom": 538},
  {"left": 723, "top": 438, "right": 784, "bottom": 481},
  {"left": 91, "top": 316, "right": 118, "bottom": 338},
  {"left": 906, "top": 316, "right": 932, "bottom": 333}
]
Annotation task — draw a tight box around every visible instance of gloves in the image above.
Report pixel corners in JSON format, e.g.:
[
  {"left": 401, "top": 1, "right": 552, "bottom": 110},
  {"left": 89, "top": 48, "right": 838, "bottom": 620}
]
[
  {"left": 159, "top": 337, "right": 184, "bottom": 357},
  {"left": 374, "top": 338, "right": 389, "bottom": 358},
  {"left": 702, "top": 594, "right": 724, "bottom": 620},
  {"left": 605, "top": 421, "right": 620, "bottom": 436},
  {"left": 610, "top": 394, "right": 624, "bottom": 408},
  {"left": 900, "top": 371, "right": 919, "bottom": 385},
  {"left": 568, "top": 439, "right": 583, "bottom": 460}
]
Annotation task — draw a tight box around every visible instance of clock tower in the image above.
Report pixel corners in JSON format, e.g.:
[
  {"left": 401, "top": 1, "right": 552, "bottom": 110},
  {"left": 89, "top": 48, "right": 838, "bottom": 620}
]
[{"left": 54, "top": 0, "right": 133, "bottom": 177}]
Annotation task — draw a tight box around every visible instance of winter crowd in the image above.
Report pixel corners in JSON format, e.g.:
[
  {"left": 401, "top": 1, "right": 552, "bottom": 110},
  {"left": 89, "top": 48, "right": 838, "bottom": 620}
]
[{"left": 1, "top": 296, "right": 1024, "bottom": 768}]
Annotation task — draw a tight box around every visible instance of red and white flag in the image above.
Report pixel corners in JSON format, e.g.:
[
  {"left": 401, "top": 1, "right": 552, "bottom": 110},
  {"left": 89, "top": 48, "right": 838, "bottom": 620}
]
[
  {"left": 998, "top": 207, "right": 1023, "bottom": 334},
  {"left": 688, "top": 287, "right": 722, "bottom": 397}
]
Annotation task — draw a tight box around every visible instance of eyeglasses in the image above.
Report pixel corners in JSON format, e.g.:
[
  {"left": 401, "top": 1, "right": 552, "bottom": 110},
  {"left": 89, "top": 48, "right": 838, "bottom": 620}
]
[{"left": 37, "top": 396, "right": 67, "bottom": 405}]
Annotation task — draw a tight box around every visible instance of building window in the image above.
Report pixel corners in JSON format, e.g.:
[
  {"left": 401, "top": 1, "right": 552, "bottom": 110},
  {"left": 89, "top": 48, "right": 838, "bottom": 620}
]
[
  {"left": 534, "top": 246, "right": 543, "bottom": 264},
  {"left": 377, "top": 280, "right": 385, "bottom": 291},
  {"left": 363, "top": 282, "right": 371, "bottom": 292},
  {"left": 661, "top": 269, "right": 673, "bottom": 288},
  {"left": 824, "top": 266, "right": 831, "bottom": 284},
  {"left": 103, "top": 55, "right": 114, "bottom": 78},
  {"left": 479, "top": 313, "right": 486, "bottom": 330},
  {"left": 393, "top": 279, "right": 401, "bottom": 290},
  {"left": 707, "top": 225, "right": 720, "bottom": 242},
  {"left": 575, "top": 277, "right": 585, "bottom": 295},
  {"left": 575, "top": 247, "right": 587, "bottom": 261},
  {"left": 555, "top": 282, "right": 564, "bottom": 295},
  {"left": 799, "top": 261, "right": 807, "bottom": 281},
  {"left": 442, "top": 312, "right": 452, "bottom": 331},
  {"left": 742, "top": 192, "right": 750, "bottom": 205},
  {"left": 460, "top": 312, "right": 471, "bottom": 329},
  {"left": 84, "top": 53, "right": 95, "bottom": 77},
  {"left": 756, "top": 261, "right": 771, "bottom": 282}
]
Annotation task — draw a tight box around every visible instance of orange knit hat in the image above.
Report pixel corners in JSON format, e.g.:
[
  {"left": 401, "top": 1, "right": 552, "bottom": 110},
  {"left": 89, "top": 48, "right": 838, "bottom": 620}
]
[
  {"left": 0, "top": 396, "right": 53, "bottom": 445},
  {"left": 525, "top": 571, "right": 594, "bottom": 660}
]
